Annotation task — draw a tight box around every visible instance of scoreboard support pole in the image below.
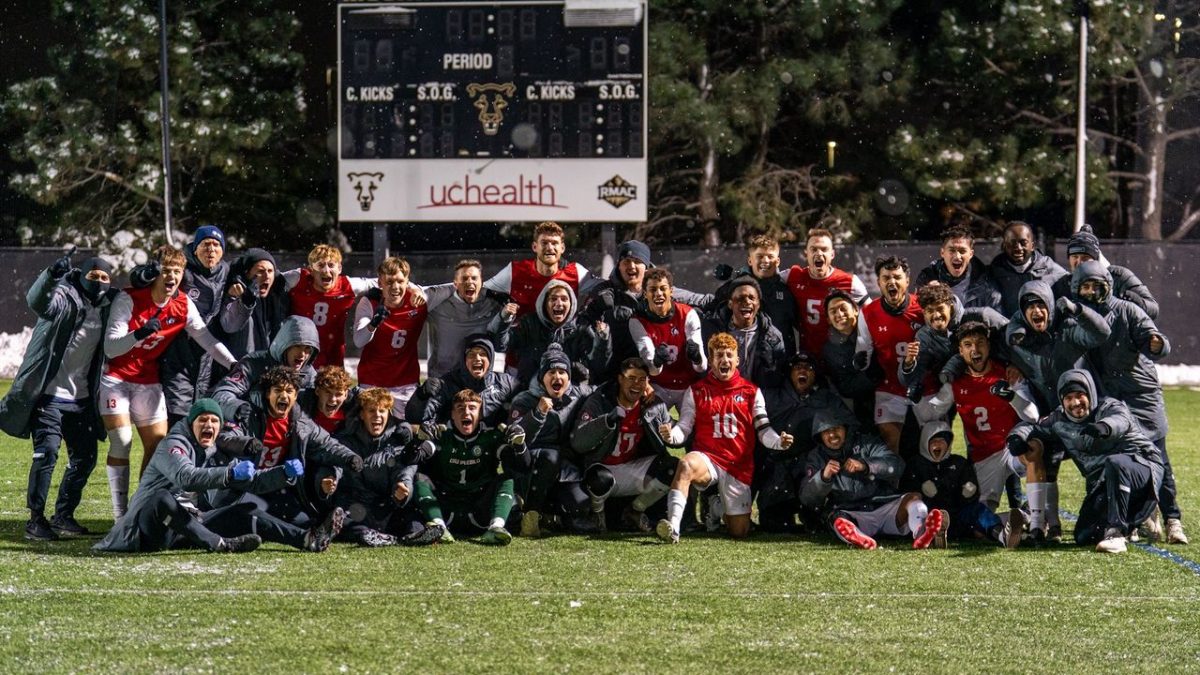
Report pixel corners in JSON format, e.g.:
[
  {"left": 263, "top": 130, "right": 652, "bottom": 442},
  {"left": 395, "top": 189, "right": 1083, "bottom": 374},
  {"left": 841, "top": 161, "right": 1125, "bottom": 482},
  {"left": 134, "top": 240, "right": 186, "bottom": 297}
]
[
  {"left": 372, "top": 222, "right": 390, "bottom": 268},
  {"left": 599, "top": 222, "right": 617, "bottom": 280}
]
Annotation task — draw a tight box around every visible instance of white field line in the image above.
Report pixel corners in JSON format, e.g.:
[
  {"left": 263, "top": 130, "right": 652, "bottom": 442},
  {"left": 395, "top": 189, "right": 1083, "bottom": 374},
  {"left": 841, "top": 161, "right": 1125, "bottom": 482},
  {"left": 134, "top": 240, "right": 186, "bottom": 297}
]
[{"left": 1, "top": 587, "right": 1198, "bottom": 602}]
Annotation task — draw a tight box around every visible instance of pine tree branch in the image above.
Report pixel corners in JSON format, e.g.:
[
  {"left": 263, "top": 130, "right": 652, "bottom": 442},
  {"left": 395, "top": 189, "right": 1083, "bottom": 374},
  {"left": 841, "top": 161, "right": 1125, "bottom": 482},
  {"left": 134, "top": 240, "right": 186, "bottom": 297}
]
[
  {"left": 86, "top": 168, "right": 165, "bottom": 205},
  {"left": 1165, "top": 126, "right": 1200, "bottom": 142},
  {"left": 1010, "top": 107, "right": 1147, "bottom": 158}
]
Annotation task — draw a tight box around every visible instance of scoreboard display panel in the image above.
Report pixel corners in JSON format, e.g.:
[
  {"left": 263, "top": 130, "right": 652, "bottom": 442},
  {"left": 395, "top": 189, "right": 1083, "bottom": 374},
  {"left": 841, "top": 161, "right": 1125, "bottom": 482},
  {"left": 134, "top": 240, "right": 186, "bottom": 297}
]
[{"left": 338, "top": 1, "right": 648, "bottom": 222}]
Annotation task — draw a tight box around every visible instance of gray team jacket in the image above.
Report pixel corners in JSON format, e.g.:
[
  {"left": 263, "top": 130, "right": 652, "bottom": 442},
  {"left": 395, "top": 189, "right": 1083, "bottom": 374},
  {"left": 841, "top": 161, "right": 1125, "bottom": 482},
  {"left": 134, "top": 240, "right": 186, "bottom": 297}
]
[
  {"left": 334, "top": 417, "right": 421, "bottom": 527},
  {"left": 800, "top": 411, "right": 903, "bottom": 513},
  {"left": 569, "top": 382, "right": 672, "bottom": 467},
  {"left": 1008, "top": 369, "right": 1163, "bottom": 494},
  {"left": 422, "top": 284, "right": 505, "bottom": 378},
  {"left": 208, "top": 316, "right": 321, "bottom": 406},
  {"left": 989, "top": 249, "right": 1069, "bottom": 318},
  {"left": 1071, "top": 261, "right": 1171, "bottom": 441},
  {"left": 94, "top": 419, "right": 290, "bottom": 552},
  {"left": 0, "top": 267, "right": 117, "bottom": 439},
  {"left": 1052, "top": 261, "right": 1159, "bottom": 320}
]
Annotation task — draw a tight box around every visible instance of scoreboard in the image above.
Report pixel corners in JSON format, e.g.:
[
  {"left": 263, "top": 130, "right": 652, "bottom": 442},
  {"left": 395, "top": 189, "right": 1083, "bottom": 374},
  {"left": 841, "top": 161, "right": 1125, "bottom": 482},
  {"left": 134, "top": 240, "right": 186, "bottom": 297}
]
[{"left": 337, "top": 1, "right": 648, "bottom": 222}]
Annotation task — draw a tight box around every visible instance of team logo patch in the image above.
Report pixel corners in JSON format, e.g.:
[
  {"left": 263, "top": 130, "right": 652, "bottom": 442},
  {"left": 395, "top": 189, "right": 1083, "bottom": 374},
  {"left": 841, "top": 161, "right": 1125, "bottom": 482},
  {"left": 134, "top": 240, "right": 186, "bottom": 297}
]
[
  {"left": 911, "top": 322, "right": 923, "bottom": 331},
  {"left": 598, "top": 175, "right": 637, "bottom": 208},
  {"left": 733, "top": 394, "right": 746, "bottom": 403},
  {"left": 467, "top": 82, "right": 516, "bottom": 136},
  {"left": 471, "top": 445, "right": 482, "bottom": 457},
  {"left": 170, "top": 446, "right": 187, "bottom": 457},
  {"left": 188, "top": 288, "right": 200, "bottom": 300},
  {"left": 165, "top": 317, "right": 177, "bottom": 326},
  {"left": 347, "top": 172, "right": 385, "bottom": 211},
  {"left": 581, "top": 412, "right": 591, "bottom": 422}
]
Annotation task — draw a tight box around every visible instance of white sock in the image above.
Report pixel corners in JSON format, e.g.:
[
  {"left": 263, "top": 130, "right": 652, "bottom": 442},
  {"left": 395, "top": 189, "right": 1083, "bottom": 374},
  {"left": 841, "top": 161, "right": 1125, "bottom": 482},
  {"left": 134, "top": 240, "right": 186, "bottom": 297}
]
[
  {"left": 489, "top": 517, "right": 505, "bottom": 530},
  {"left": 631, "top": 479, "right": 669, "bottom": 512},
  {"left": 432, "top": 517, "right": 446, "bottom": 527},
  {"left": 1046, "top": 483, "right": 1060, "bottom": 527},
  {"left": 906, "top": 500, "right": 929, "bottom": 538},
  {"left": 590, "top": 495, "right": 606, "bottom": 514},
  {"left": 666, "top": 489, "right": 686, "bottom": 532},
  {"left": 1027, "top": 483, "right": 1045, "bottom": 531},
  {"left": 106, "top": 465, "right": 130, "bottom": 518}
]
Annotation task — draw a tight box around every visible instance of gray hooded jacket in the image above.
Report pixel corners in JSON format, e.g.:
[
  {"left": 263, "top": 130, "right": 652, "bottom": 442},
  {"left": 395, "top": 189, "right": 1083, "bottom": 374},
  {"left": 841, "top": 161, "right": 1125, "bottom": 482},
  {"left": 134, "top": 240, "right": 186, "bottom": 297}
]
[
  {"left": 208, "top": 316, "right": 321, "bottom": 406},
  {"left": 800, "top": 411, "right": 903, "bottom": 512},
  {"left": 490, "top": 279, "right": 610, "bottom": 387},
  {"left": 989, "top": 249, "right": 1069, "bottom": 318}
]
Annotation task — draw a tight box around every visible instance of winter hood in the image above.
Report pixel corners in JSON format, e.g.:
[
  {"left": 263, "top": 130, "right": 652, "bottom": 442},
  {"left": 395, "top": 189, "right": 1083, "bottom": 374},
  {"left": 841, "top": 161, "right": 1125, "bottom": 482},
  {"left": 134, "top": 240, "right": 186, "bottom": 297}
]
[
  {"left": 1070, "top": 260, "right": 1112, "bottom": 304},
  {"left": 1017, "top": 279, "right": 1056, "bottom": 324},
  {"left": 269, "top": 316, "right": 321, "bottom": 363},
  {"left": 1056, "top": 368, "right": 1099, "bottom": 419},
  {"left": 919, "top": 420, "right": 954, "bottom": 464},
  {"left": 536, "top": 279, "right": 578, "bottom": 327}
]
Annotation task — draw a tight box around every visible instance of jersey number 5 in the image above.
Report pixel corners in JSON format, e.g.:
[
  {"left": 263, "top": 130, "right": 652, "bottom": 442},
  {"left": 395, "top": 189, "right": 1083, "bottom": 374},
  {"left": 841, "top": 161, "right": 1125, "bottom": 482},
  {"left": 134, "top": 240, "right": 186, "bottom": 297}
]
[{"left": 806, "top": 298, "right": 822, "bottom": 325}]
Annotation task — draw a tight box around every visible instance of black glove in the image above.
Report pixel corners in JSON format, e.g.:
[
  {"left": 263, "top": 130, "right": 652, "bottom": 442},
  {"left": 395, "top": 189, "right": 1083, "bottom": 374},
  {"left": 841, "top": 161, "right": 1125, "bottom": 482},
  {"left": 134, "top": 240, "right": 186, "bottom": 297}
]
[
  {"left": 1055, "top": 296, "right": 1080, "bottom": 318},
  {"left": 611, "top": 305, "right": 633, "bottom": 322},
  {"left": 905, "top": 384, "right": 923, "bottom": 404},
  {"left": 130, "top": 261, "right": 161, "bottom": 288},
  {"left": 1008, "top": 327, "right": 1027, "bottom": 347},
  {"left": 244, "top": 438, "right": 268, "bottom": 458},
  {"left": 506, "top": 424, "right": 526, "bottom": 447},
  {"left": 232, "top": 275, "right": 256, "bottom": 307},
  {"left": 346, "top": 453, "right": 365, "bottom": 473},
  {"left": 571, "top": 361, "right": 590, "bottom": 384},
  {"left": 653, "top": 343, "right": 671, "bottom": 367},
  {"left": 852, "top": 351, "right": 870, "bottom": 372},
  {"left": 1006, "top": 436, "right": 1030, "bottom": 456},
  {"left": 418, "top": 422, "right": 445, "bottom": 442},
  {"left": 685, "top": 340, "right": 703, "bottom": 366},
  {"left": 607, "top": 406, "right": 627, "bottom": 424},
  {"left": 390, "top": 424, "right": 413, "bottom": 447},
  {"left": 990, "top": 380, "right": 1015, "bottom": 401},
  {"left": 369, "top": 304, "right": 389, "bottom": 329},
  {"left": 49, "top": 254, "right": 72, "bottom": 279},
  {"left": 1081, "top": 422, "right": 1110, "bottom": 439},
  {"left": 133, "top": 317, "right": 161, "bottom": 341},
  {"left": 713, "top": 263, "right": 734, "bottom": 281},
  {"left": 420, "top": 378, "right": 443, "bottom": 399}
]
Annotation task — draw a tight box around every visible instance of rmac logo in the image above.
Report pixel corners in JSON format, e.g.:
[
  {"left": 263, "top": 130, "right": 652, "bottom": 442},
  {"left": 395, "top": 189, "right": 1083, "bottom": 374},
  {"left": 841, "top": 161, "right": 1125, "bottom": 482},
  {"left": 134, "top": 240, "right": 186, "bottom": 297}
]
[
  {"left": 598, "top": 175, "right": 637, "bottom": 208},
  {"left": 347, "top": 172, "right": 385, "bottom": 211}
]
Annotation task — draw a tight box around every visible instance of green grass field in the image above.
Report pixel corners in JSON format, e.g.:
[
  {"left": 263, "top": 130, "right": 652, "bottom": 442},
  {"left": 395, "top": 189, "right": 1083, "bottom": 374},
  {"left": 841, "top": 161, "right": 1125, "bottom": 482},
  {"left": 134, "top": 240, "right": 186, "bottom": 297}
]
[{"left": 2, "top": 389, "right": 1200, "bottom": 673}]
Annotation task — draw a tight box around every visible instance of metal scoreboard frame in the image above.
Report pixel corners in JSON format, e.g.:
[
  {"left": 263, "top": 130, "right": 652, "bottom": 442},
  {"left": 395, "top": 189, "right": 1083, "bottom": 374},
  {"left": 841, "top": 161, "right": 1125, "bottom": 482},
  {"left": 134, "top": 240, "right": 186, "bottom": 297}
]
[{"left": 337, "top": 0, "right": 648, "bottom": 223}]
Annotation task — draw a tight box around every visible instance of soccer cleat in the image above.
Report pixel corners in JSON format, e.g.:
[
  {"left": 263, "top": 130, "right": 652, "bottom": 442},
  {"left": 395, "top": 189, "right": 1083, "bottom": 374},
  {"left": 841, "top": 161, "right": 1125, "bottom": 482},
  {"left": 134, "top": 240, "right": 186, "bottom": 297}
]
[
  {"left": 622, "top": 506, "right": 652, "bottom": 533},
  {"left": 24, "top": 515, "right": 58, "bottom": 542},
  {"left": 50, "top": 514, "right": 90, "bottom": 537},
  {"left": 1096, "top": 528, "right": 1128, "bottom": 553},
  {"left": 428, "top": 522, "right": 455, "bottom": 544},
  {"left": 1166, "top": 518, "right": 1189, "bottom": 545},
  {"left": 304, "top": 507, "right": 346, "bottom": 552},
  {"left": 401, "top": 522, "right": 445, "bottom": 547},
  {"left": 704, "top": 494, "right": 725, "bottom": 532},
  {"left": 520, "top": 510, "right": 542, "bottom": 538},
  {"left": 833, "top": 517, "right": 877, "bottom": 550},
  {"left": 480, "top": 526, "right": 512, "bottom": 546},
  {"left": 913, "top": 509, "right": 945, "bottom": 549},
  {"left": 357, "top": 528, "right": 398, "bottom": 548},
  {"left": 1004, "top": 508, "right": 1027, "bottom": 550},
  {"left": 655, "top": 519, "right": 680, "bottom": 544},
  {"left": 931, "top": 509, "right": 950, "bottom": 549},
  {"left": 1046, "top": 523, "right": 1063, "bottom": 544},
  {"left": 215, "top": 533, "right": 262, "bottom": 553},
  {"left": 1138, "top": 513, "right": 1163, "bottom": 543}
]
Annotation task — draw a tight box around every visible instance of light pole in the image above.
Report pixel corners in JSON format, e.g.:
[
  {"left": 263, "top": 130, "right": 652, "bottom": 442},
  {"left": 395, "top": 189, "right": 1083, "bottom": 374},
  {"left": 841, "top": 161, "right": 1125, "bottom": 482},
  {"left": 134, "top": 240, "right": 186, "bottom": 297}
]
[
  {"left": 157, "top": 0, "right": 175, "bottom": 244},
  {"left": 1073, "top": 1, "right": 1089, "bottom": 234}
]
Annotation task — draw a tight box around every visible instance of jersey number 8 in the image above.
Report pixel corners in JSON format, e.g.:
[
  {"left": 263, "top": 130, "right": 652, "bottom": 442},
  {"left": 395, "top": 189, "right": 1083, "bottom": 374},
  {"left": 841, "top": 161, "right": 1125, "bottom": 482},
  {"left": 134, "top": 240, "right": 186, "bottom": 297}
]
[{"left": 312, "top": 302, "right": 330, "bottom": 326}]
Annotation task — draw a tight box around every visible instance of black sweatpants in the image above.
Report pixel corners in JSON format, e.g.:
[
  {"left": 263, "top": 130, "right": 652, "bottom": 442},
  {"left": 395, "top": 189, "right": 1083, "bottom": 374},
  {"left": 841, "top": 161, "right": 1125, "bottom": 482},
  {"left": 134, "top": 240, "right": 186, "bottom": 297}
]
[
  {"left": 1073, "top": 455, "right": 1160, "bottom": 544},
  {"left": 27, "top": 397, "right": 98, "bottom": 519}
]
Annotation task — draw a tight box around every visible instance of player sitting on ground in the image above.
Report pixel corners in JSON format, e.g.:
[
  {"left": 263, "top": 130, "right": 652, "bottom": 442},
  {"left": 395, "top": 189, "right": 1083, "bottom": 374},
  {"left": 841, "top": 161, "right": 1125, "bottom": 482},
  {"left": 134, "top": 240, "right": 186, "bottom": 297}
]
[
  {"left": 571, "top": 357, "right": 676, "bottom": 533},
  {"left": 211, "top": 366, "right": 363, "bottom": 552},
  {"left": 800, "top": 410, "right": 945, "bottom": 550},
  {"left": 656, "top": 332, "right": 795, "bottom": 542},
  {"left": 1007, "top": 369, "right": 1165, "bottom": 554},
  {"left": 901, "top": 421, "right": 1022, "bottom": 549},
  {"left": 353, "top": 256, "right": 428, "bottom": 412},
  {"left": 101, "top": 245, "right": 237, "bottom": 518},
  {"left": 508, "top": 345, "right": 595, "bottom": 537},
  {"left": 334, "top": 388, "right": 444, "bottom": 547},
  {"left": 414, "top": 389, "right": 530, "bottom": 545},
  {"left": 93, "top": 400, "right": 266, "bottom": 554}
]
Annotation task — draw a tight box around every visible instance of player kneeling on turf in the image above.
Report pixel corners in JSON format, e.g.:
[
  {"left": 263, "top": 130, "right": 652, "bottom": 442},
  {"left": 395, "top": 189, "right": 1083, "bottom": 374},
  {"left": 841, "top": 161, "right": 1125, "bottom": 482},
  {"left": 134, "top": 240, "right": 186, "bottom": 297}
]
[
  {"left": 414, "top": 389, "right": 529, "bottom": 545},
  {"left": 94, "top": 399, "right": 269, "bottom": 554},
  {"left": 900, "top": 421, "right": 1022, "bottom": 549},
  {"left": 1006, "top": 369, "right": 1164, "bottom": 554},
  {"left": 656, "top": 333, "right": 794, "bottom": 542},
  {"left": 571, "top": 357, "right": 677, "bottom": 533},
  {"left": 800, "top": 411, "right": 944, "bottom": 550},
  {"left": 334, "top": 388, "right": 444, "bottom": 547}
]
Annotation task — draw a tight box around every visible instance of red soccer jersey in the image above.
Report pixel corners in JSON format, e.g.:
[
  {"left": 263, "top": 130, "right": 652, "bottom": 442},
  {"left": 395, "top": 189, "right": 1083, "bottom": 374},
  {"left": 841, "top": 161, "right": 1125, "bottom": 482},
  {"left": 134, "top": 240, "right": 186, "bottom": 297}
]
[
  {"left": 603, "top": 400, "right": 646, "bottom": 466},
  {"left": 359, "top": 293, "right": 428, "bottom": 388},
  {"left": 507, "top": 259, "right": 582, "bottom": 317},
  {"left": 787, "top": 266, "right": 859, "bottom": 358},
  {"left": 862, "top": 295, "right": 926, "bottom": 397},
  {"left": 289, "top": 269, "right": 358, "bottom": 368},
  {"left": 952, "top": 361, "right": 1021, "bottom": 463},
  {"left": 634, "top": 304, "right": 701, "bottom": 390},
  {"left": 105, "top": 287, "right": 190, "bottom": 385},
  {"left": 259, "top": 415, "right": 290, "bottom": 468},
  {"left": 690, "top": 372, "right": 760, "bottom": 485},
  {"left": 313, "top": 409, "right": 345, "bottom": 434}
]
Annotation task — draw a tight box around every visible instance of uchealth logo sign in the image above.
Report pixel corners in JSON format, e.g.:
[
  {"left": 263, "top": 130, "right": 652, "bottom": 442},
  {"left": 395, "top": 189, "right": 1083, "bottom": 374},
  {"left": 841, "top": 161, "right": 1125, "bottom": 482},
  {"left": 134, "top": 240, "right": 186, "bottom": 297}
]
[{"left": 339, "top": 159, "right": 647, "bottom": 222}]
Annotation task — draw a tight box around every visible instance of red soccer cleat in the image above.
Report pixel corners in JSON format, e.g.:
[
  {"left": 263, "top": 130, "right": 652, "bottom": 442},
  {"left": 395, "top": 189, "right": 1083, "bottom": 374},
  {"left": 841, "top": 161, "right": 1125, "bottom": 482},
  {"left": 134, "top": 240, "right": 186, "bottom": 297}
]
[
  {"left": 913, "top": 508, "right": 945, "bottom": 549},
  {"left": 833, "top": 517, "right": 877, "bottom": 550}
]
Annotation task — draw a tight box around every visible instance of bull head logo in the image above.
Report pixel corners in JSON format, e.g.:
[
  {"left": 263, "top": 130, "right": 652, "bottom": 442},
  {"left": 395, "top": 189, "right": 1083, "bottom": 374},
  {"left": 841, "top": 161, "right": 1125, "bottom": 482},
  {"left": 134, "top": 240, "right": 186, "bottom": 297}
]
[
  {"left": 347, "top": 172, "right": 384, "bottom": 211},
  {"left": 466, "top": 82, "right": 516, "bottom": 136}
]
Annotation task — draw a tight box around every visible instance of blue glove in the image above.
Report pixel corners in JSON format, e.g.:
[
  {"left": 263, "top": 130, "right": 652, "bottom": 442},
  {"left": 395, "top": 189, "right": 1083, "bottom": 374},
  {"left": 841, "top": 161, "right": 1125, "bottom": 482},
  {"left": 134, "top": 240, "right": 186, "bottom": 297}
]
[
  {"left": 231, "top": 460, "right": 256, "bottom": 482},
  {"left": 284, "top": 458, "right": 304, "bottom": 479}
]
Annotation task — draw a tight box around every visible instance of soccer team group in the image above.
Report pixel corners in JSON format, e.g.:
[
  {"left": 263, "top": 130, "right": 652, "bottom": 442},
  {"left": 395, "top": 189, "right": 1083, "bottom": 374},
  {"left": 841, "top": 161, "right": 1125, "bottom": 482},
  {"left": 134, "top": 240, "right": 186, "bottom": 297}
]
[{"left": 3, "top": 220, "right": 1182, "bottom": 554}]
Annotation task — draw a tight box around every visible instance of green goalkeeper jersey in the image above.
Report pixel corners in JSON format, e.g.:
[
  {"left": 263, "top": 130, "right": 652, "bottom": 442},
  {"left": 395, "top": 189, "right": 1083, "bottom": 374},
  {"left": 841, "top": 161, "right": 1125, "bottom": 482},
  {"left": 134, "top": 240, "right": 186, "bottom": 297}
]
[{"left": 427, "top": 429, "right": 508, "bottom": 498}]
